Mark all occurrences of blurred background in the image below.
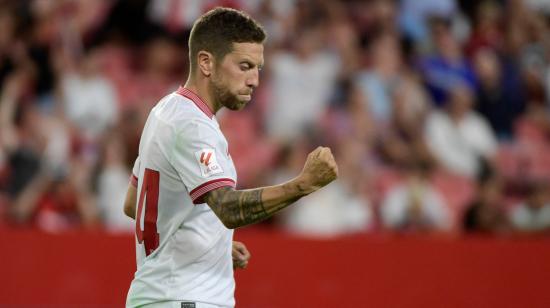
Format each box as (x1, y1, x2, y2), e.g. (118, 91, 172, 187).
(1, 0, 550, 307)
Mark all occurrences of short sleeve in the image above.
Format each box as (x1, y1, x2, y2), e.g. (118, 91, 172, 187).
(129, 156, 140, 188)
(171, 119, 236, 204)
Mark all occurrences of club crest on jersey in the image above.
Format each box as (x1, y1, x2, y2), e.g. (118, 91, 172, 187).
(195, 149, 223, 177)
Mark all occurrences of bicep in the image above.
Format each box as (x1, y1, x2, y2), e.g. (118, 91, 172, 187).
(203, 186, 267, 229)
(202, 186, 237, 227)
(203, 186, 237, 212)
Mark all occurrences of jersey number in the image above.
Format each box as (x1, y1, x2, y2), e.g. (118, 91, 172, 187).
(136, 168, 160, 256)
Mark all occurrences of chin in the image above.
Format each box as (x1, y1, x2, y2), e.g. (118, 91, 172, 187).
(224, 99, 248, 111)
(229, 103, 247, 111)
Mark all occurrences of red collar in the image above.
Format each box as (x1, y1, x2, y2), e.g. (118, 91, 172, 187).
(176, 86, 214, 119)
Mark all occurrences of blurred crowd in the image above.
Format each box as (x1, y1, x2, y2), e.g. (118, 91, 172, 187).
(1, 0, 550, 237)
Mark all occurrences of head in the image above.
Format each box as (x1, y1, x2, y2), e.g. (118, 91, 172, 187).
(188, 7, 266, 110)
(446, 85, 474, 119)
(430, 17, 461, 60)
(473, 48, 501, 87)
(475, 0, 501, 30)
(368, 31, 401, 75)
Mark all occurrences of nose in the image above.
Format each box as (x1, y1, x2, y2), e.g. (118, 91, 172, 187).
(246, 68, 260, 88)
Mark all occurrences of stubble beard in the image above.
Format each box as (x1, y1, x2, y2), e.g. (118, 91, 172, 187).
(210, 77, 246, 111)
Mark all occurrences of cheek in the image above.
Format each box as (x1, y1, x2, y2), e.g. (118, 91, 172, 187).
(217, 70, 240, 90)
(224, 66, 247, 86)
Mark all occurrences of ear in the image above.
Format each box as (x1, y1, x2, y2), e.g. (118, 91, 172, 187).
(197, 51, 214, 77)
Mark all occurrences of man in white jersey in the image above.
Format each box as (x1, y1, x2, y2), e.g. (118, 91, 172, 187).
(123, 7, 338, 308)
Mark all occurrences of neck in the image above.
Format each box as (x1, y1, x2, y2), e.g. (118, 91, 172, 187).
(184, 76, 221, 114)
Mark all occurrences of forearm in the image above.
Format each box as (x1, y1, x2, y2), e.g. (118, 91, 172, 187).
(204, 177, 313, 229)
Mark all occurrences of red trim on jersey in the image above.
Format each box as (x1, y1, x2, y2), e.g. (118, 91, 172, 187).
(175, 86, 214, 119)
(130, 174, 138, 188)
(190, 178, 236, 204)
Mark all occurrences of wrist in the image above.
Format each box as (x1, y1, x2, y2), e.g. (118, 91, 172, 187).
(291, 175, 315, 196)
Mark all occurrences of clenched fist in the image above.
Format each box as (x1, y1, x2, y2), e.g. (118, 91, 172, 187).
(299, 146, 339, 194)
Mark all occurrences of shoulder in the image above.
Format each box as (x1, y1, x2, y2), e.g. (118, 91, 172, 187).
(153, 92, 216, 132)
(465, 111, 488, 124)
(463, 112, 493, 133)
(426, 110, 449, 127)
(510, 203, 529, 219)
(540, 204, 550, 216)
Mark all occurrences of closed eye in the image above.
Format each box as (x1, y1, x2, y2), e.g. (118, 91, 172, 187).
(239, 62, 252, 71)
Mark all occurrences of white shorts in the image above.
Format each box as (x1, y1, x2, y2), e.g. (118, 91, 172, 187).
(141, 301, 226, 308)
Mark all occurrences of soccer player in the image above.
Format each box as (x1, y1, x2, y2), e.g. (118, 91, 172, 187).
(123, 7, 338, 308)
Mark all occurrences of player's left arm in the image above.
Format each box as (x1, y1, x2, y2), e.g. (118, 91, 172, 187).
(124, 183, 137, 219)
(203, 147, 338, 229)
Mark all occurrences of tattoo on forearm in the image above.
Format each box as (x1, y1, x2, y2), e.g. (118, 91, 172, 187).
(205, 187, 270, 228)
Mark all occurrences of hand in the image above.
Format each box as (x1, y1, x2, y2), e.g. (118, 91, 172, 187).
(299, 146, 339, 193)
(232, 241, 251, 270)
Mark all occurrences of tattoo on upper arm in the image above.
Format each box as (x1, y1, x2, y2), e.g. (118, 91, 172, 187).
(204, 187, 269, 228)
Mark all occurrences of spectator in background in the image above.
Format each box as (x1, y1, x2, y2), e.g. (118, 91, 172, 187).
(246, 0, 294, 49)
(0, 71, 39, 195)
(515, 13, 550, 141)
(509, 180, 550, 233)
(266, 22, 339, 142)
(349, 0, 398, 41)
(521, 11, 548, 86)
(325, 0, 361, 77)
(463, 164, 509, 233)
(131, 37, 184, 107)
(418, 17, 476, 106)
(60, 49, 118, 143)
(277, 139, 373, 237)
(147, 0, 208, 34)
(378, 71, 435, 167)
(474, 48, 526, 140)
(464, 0, 503, 57)
(0, 3, 19, 88)
(380, 160, 450, 232)
(1, 0, 550, 236)
(322, 79, 378, 155)
(399, 0, 458, 43)
(24, 1, 57, 101)
(11, 163, 98, 232)
(354, 31, 402, 125)
(95, 132, 133, 233)
(0, 69, 97, 231)
(425, 85, 497, 178)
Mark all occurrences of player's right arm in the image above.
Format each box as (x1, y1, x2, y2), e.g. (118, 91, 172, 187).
(123, 158, 140, 219)
(203, 147, 338, 229)
(124, 184, 137, 219)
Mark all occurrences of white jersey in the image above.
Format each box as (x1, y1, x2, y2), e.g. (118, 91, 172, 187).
(126, 87, 237, 308)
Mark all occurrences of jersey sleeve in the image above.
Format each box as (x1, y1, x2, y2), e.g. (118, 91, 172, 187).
(171, 119, 236, 204)
(129, 156, 140, 188)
